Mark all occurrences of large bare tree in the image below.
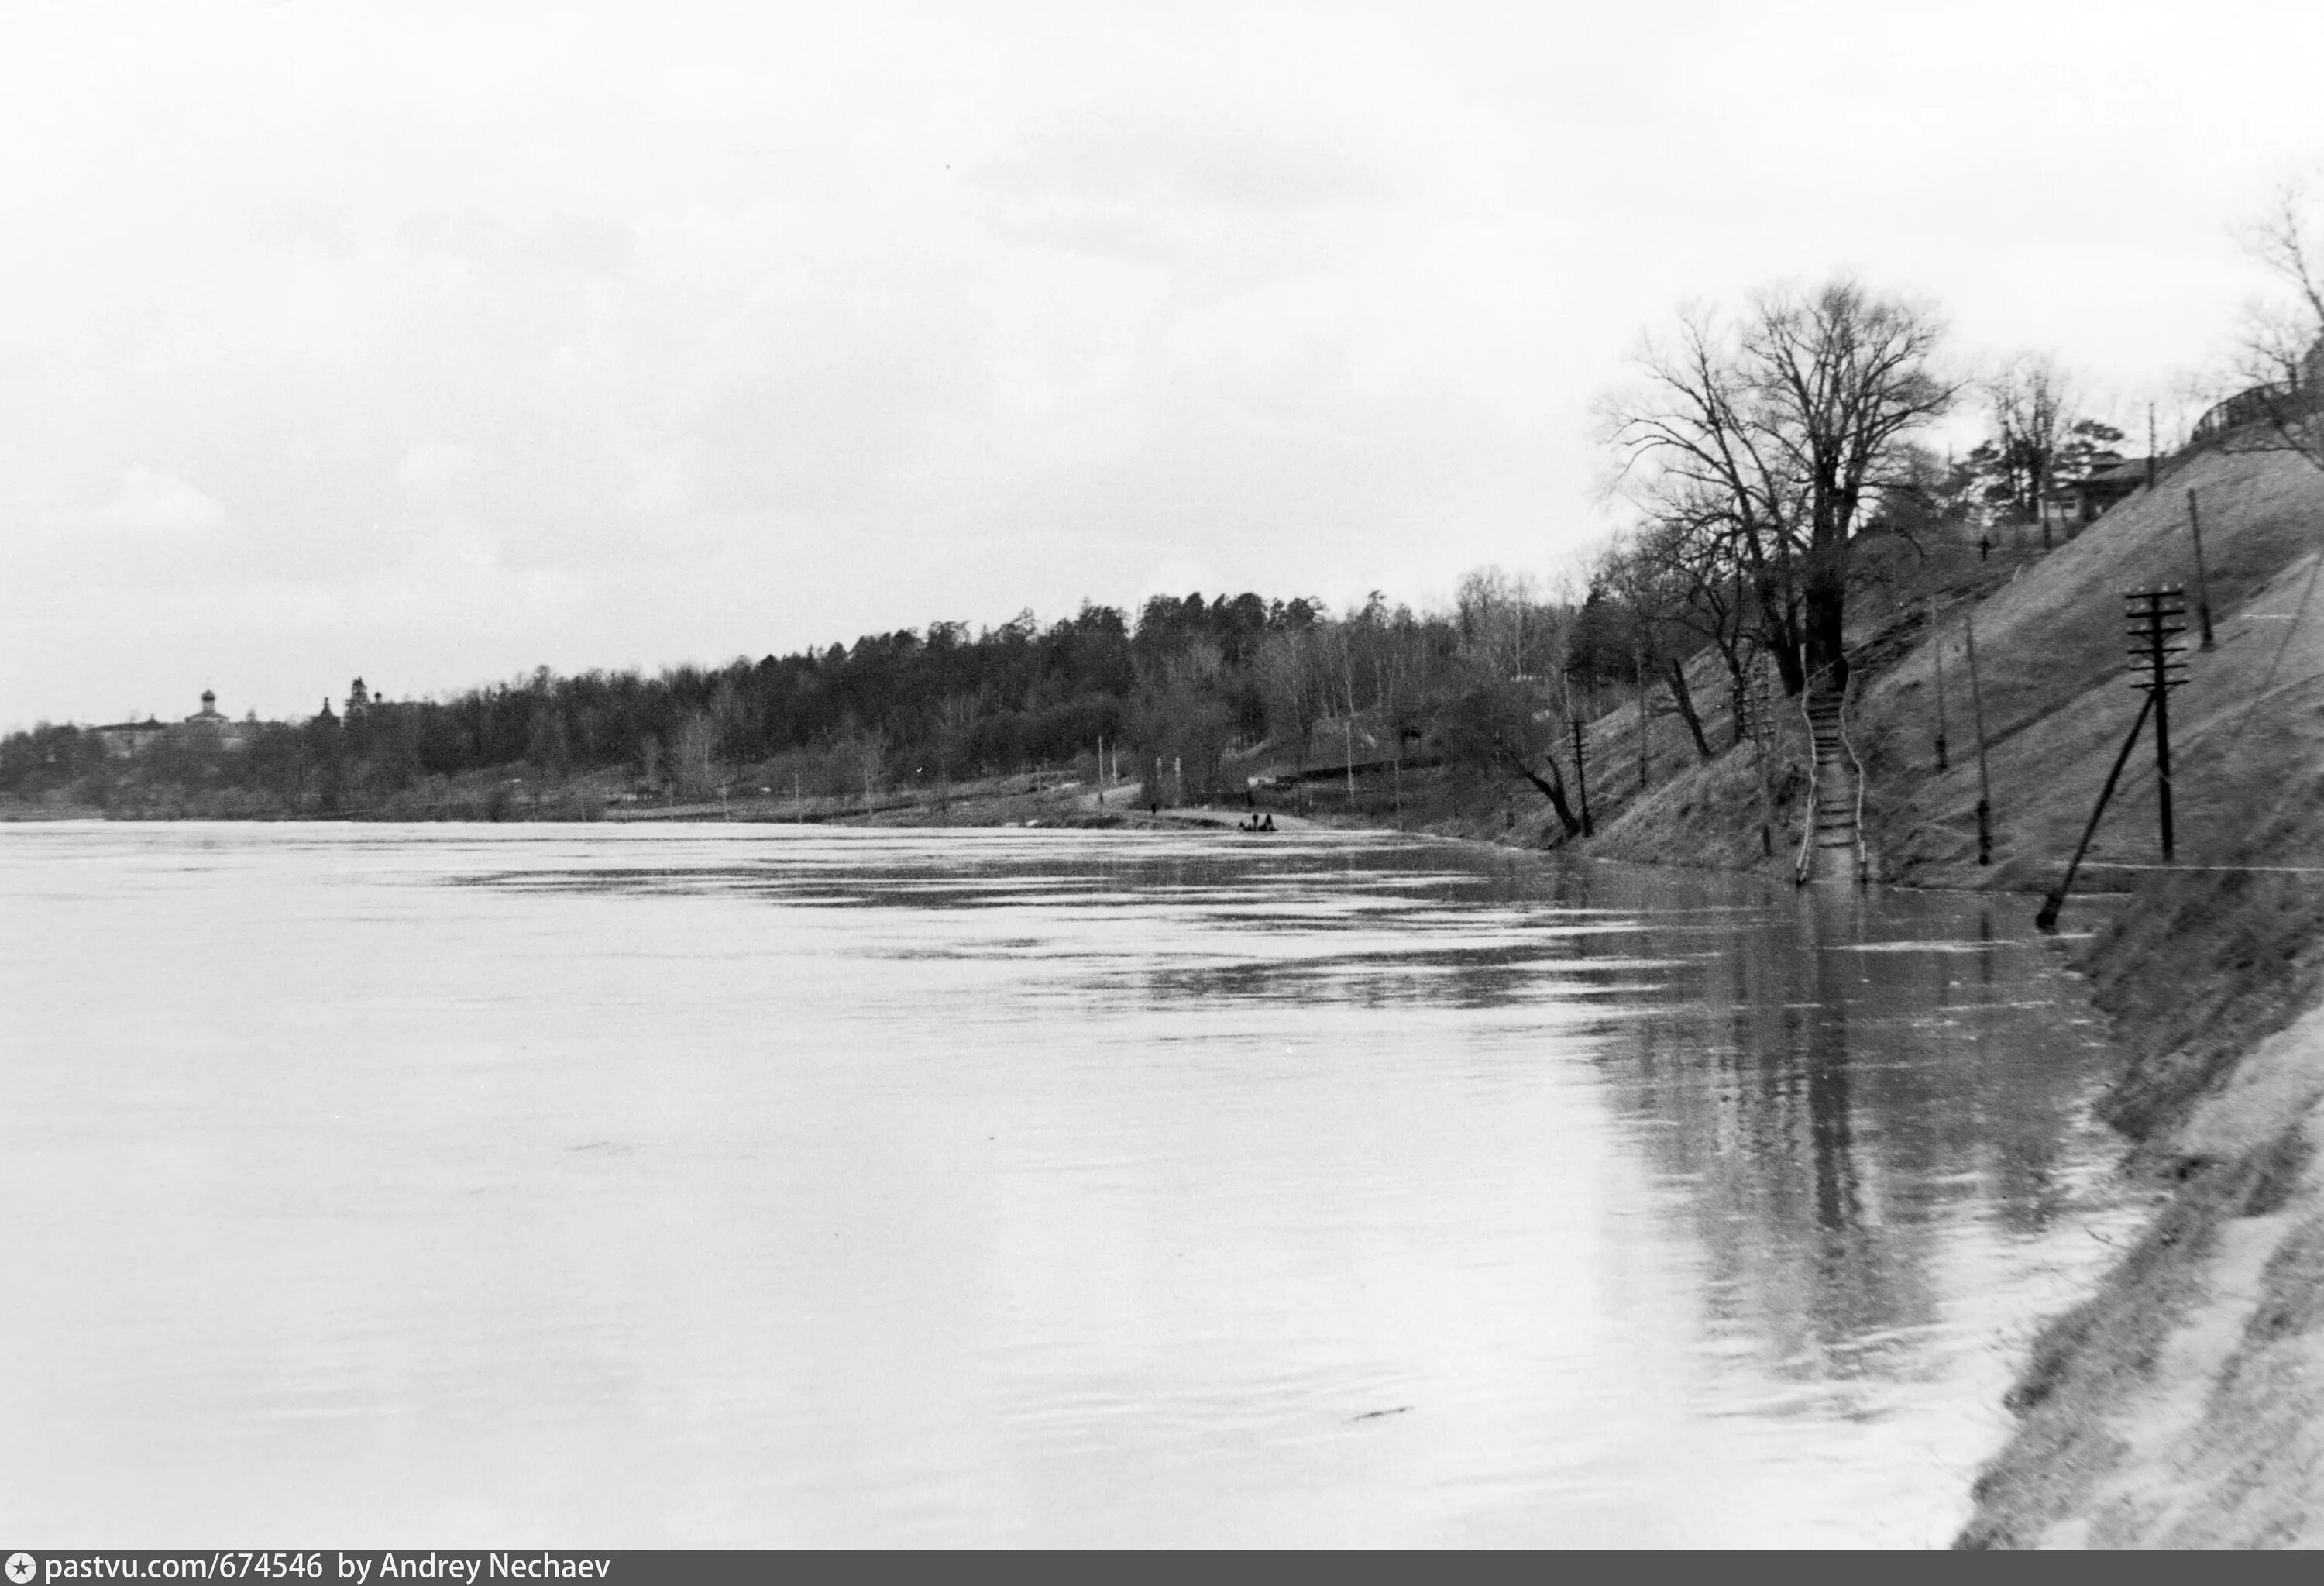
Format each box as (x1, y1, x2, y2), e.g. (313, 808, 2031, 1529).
(1607, 279, 1954, 696)
(1748, 281, 1956, 691)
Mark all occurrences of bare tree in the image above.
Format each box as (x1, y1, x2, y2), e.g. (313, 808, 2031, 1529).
(672, 710, 717, 801)
(1748, 280, 1956, 692)
(1618, 506, 1757, 746)
(1254, 628, 1324, 770)
(708, 674, 752, 763)
(1453, 566, 1571, 681)
(821, 728, 885, 810)
(1604, 304, 1810, 693)
(1593, 534, 1716, 762)
(1439, 679, 1584, 839)
(1983, 353, 2074, 543)
(1606, 282, 1957, 700)
(2233, 182, 2324, 471)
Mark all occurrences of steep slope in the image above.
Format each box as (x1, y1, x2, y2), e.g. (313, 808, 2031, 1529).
(1853, 446, 2324, 895)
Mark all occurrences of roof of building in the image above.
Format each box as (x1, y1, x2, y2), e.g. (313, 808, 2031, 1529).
(2078, 457, 2154, 487)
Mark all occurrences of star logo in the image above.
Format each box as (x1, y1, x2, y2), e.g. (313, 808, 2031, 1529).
(5, 1553, 35, 1585)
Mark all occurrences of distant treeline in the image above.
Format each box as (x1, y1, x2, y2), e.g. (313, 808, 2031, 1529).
(4, 580, 1653, 818)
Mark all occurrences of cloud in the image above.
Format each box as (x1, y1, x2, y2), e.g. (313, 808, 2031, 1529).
(357, 528, 590, 629)
(397, 441, 480, 501)
(92, 465, 228, 537)
(977, 109, 1399, 269)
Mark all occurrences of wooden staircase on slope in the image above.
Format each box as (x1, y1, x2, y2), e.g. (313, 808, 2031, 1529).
(1797, 688, 1867, 886)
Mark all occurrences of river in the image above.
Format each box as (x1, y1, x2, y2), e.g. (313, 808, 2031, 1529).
(0, 823, 2141, 1546)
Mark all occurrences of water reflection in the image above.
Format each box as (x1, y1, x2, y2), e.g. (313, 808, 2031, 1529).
(0, 824, 2134, 1546)
(480, 829, 2126, 1462)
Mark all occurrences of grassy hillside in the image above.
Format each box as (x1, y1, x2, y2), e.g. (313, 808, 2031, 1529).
(1857, 446, 2324, 892)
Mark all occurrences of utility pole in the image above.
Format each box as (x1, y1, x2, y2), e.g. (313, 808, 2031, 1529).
(2126, 588, 2191, 861)
(2185, 490, 2216, 650)
(2147, 403, 2159, 492)
(1930, 598, 1949, 772)
(2037, 587, 2195, 931)
(1572, 718, 1592, 838)
(1964, 612, 1992, 865)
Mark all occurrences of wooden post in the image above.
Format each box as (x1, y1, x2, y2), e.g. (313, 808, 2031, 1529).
(2154, 657, 2175, 862)
(1752, 656, 1774, 859)
(1930, 598, 1949, 772)
(1572, 718, 1592, 837)
(2147, 404, 2158, 491)
(2186, 489, 2216, 650)
(1965, 612, 1992, 865)
(1634, 643, 1648, 793)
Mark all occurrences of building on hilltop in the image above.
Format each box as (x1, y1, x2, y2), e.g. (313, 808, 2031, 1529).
(180, 688, 253, 751)
(339, 677, 405, 724)
(90, 689, 253, 755)
(91, 716, 170, 758)
(2063, 452, 2157, 527)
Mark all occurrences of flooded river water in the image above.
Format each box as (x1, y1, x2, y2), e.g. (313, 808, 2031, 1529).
(0, 824, 2141, 1546)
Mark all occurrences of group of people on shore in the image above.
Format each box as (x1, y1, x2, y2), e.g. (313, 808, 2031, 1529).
(1237, 813, 1277, 834)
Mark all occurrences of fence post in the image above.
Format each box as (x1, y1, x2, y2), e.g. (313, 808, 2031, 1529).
(1930, 598, 1949, 772)
(1965, 612, 1992, 865)
(2186, 490, 2216, 650)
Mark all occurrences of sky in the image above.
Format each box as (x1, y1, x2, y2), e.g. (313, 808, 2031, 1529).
(5, 0, 2322, 729)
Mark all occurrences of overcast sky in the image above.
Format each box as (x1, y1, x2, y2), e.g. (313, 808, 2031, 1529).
(5, 1, 2321, 728)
